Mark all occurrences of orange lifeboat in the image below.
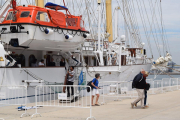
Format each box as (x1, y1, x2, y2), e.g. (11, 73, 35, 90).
(0, 2, 89, 51)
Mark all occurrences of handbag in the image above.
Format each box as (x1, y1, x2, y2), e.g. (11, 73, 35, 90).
(145, 83, 150, 90)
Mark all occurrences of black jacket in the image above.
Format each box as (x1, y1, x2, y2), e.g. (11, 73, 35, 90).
(60, 61, 65, 66)
(136, 77, 146, 89)
(132, 72, 146, 89)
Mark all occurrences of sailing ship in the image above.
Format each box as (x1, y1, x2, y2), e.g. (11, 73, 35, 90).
(0, 0, 172, 102)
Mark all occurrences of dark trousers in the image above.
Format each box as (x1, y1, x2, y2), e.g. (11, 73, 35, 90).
(144, 90, 147, 105)
(67, 81, 74, 96)
(137, 90, 147, 105)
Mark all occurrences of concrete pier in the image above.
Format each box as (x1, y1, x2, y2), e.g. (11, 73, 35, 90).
(0, 90, 180, 120)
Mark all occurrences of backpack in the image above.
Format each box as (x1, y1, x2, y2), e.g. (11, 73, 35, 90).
(87, 79, 97, 92)
(132, 73, 143, 88)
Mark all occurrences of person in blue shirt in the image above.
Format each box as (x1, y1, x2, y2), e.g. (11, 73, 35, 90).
(91, 73, 100, 106)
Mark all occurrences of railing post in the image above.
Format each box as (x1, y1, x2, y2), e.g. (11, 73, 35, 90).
(177, 78, 178, 90)
(152, 81, 155, 94)
(179, 78, 180, 90)
(31, 86, 41, 118)
(116, 82, 118, 100)
(161, 79, 164, 93)
(20, 86, 30, 118)
(169, 79, 172, 91)
(90, 86, 92, 118)
(103, 82, 105, 104)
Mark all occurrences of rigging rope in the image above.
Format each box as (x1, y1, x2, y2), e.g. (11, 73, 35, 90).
(134, 0, 153, 57)
(141, 0, 161, 56)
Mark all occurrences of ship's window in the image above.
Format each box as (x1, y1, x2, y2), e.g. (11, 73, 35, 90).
(66, 18, 77, 27)
(6, 11, 13, 20)
(36, 11, 50, 22)
(20, 11, 30, 18)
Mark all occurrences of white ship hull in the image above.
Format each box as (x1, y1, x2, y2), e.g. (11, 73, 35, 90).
(86, 64, 152, 82)
(0, 63, 151, 103)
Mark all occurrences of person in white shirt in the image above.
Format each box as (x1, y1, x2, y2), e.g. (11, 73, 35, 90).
(38, 59, 45, 67)
(66, 66, 75, 97)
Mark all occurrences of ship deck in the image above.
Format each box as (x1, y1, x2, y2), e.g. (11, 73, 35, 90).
(0, 90, 180, 120)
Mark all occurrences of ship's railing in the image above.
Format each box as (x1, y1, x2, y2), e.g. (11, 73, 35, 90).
(0, 85, 30, 118)
(31, 85, 95, 120)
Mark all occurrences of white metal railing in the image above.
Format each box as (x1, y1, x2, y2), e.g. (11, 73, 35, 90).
(170, 78, 179, 91)
(146, 79, 155, 94)
(178, 78, 180, 90)
(0, 85, 30, 118)
(99, 78, 180, 104)
(99, 81, 137, 104)
(31, 85, 96, 120)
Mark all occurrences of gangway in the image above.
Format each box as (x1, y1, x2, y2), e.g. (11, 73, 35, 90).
(0, 0, 13, 23)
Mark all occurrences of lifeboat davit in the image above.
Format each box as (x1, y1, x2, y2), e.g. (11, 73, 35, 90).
(0, 2, 89, 51)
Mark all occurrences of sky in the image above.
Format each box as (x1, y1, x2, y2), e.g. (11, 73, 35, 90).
(0, 0, 180, 64)
(111, 0, 180, 65)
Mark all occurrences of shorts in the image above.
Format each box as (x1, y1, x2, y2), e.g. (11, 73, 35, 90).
(91, 89, 99, 96)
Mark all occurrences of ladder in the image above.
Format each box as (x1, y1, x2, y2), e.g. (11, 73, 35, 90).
(0, 0, 12, 22)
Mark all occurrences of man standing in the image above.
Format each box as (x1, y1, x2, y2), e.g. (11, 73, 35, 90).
(67, 66, 75, 97)
(60, 58, 65, 66)
(48, 58, 55, 66)
(131, 69, 146, 109)
(91, 73, 100, 106)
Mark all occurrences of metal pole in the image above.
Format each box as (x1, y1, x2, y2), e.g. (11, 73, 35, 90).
(36, 87, 37, 114)
(103, 82, 105, 104)
(169, 78, 172, 91)
(161, 79, 163, 93)
(106, 0, 113, 43)
(152, 81, 155, 94)
(90, 87, 92, 118)
(119, 46, 122, 71)
(98, 1, 101, 52)
(114, 7, 118, 40)
(116, 82, 118, 100)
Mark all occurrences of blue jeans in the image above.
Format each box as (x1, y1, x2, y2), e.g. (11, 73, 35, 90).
(137, 90, 147, 105)
(144, 90, 147, 105)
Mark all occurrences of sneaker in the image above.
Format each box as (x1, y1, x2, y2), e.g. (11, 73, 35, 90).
(131, 103, 134, 108)
(145, 105, 149, 108)
(141, 106, 146, 109)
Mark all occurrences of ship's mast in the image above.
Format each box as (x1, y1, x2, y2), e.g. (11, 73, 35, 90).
(35, 0, 44, 8)
(35, 0, 44, 21)
(106, 0, 113, 43)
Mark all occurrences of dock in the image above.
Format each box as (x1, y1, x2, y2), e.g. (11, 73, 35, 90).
(0, 90, 180, 120)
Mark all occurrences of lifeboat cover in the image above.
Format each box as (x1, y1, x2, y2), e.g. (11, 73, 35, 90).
(45, 2, 68, 10)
